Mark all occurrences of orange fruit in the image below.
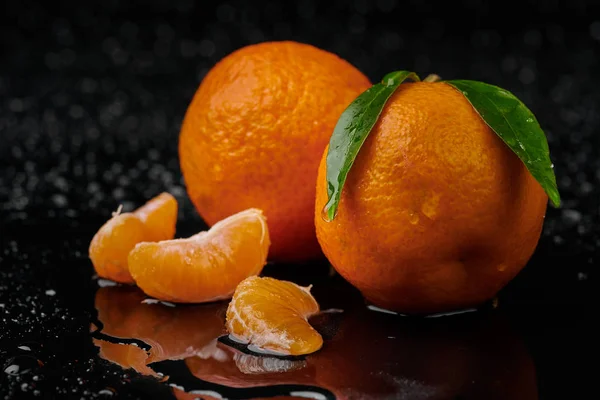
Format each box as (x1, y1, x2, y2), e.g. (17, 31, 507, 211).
(179, 41, 371, 262)
(226, 276, 322, 355)
(315, 82, 548, 314)
(89, 192, 177, 283)
(129, 208, 269, 303)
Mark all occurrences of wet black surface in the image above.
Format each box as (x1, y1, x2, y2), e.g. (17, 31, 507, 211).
(0, 0, 598, 399)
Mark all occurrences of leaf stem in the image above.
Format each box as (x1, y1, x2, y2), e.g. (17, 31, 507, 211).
(423, 74, 441, 83)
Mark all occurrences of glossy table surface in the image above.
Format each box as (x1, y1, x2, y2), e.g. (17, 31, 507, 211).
(0, 1, 597, 399)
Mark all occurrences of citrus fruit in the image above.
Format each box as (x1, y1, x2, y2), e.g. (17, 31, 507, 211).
(89, 192, 177, 283)
(128, 208, 269, 303)
(133, 192, 178, 241)
(226, 276, 322, 355)
(315, 82, 548, 314)
(179, 41, 371, 262)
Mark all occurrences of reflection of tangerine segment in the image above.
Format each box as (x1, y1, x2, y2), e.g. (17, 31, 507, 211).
(129, 208, 270, 303)
(94, 286, 226, 366)
(94, 286, 146, 338)
(89, 192, 178, 283)
(185, 342, 314, 389)
(93, 339, 156, 377)
(310, 309, 537, 400)
(226, 276, 322, 356)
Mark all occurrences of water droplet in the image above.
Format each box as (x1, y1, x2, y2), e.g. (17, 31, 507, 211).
(526, 117, 534, 123)
(421, 193, 440, 219)
(462, 91, 468, 96)
(289, 392, 329, 400)
(4, 364, 20, 375)
(367, 305, 398, 315)
(425, 308, 477, 318)
(407, 212, 419, 225)
(551, 163, 554, 169)
(320, 207, 333, 222)
(97, 279, 117, 288)
(45, 289, 56, 296)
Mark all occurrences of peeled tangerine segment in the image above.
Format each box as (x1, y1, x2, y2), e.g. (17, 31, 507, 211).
(88, 192, 178, 284)
(128, 208, 270, 303)
(226, 276, 323, 356)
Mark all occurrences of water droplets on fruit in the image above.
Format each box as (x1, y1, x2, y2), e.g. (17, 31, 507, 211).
(407, 211, 419, 225)
(321, 206, 334, 223)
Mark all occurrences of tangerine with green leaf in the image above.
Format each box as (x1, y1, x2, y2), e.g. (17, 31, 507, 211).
(315, 72, 557, 314)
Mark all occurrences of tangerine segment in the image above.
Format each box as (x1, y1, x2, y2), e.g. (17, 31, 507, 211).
(128, 208, 270, 303)
(133, 192, 178, 242)
(89, 193, 178, 283)
(226, 276, 323, 356)
(89, 213, 147, 284)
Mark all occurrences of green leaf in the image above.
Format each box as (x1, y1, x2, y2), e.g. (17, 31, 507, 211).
(446, 80, 560, 207)
(323, 71, 420, 221)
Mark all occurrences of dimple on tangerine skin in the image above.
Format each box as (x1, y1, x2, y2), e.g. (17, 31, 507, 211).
(315, 82, 548, 315)
(178, 41, 371, 262)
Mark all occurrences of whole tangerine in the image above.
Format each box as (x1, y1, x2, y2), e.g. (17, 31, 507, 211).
(179, 41, 371, 262)
(315, 81, 548, 314)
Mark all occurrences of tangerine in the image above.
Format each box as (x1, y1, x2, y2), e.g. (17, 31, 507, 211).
(89, 192, 177, 283)
(315, 82, 547, 314)
(128, 208, 269, 303)
(226, 276, 322, 356)
(179, 41, 371, 262)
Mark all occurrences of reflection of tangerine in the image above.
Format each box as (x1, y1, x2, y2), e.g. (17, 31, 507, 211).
(226, 276, 322, 356)
(315, 82, 547, 314)
(184, 343, 314, 389)
(179, 41, 371, 262)
(93, 339, 156, 377)
(311, 309, 537, 400)
(129, 208, 269, 303)
(89, 192, 177, 283)
(184, 305, 536, 399)
(93, 286, 226, 374)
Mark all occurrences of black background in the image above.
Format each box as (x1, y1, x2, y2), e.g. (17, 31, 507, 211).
(0, 0, 598, 399)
